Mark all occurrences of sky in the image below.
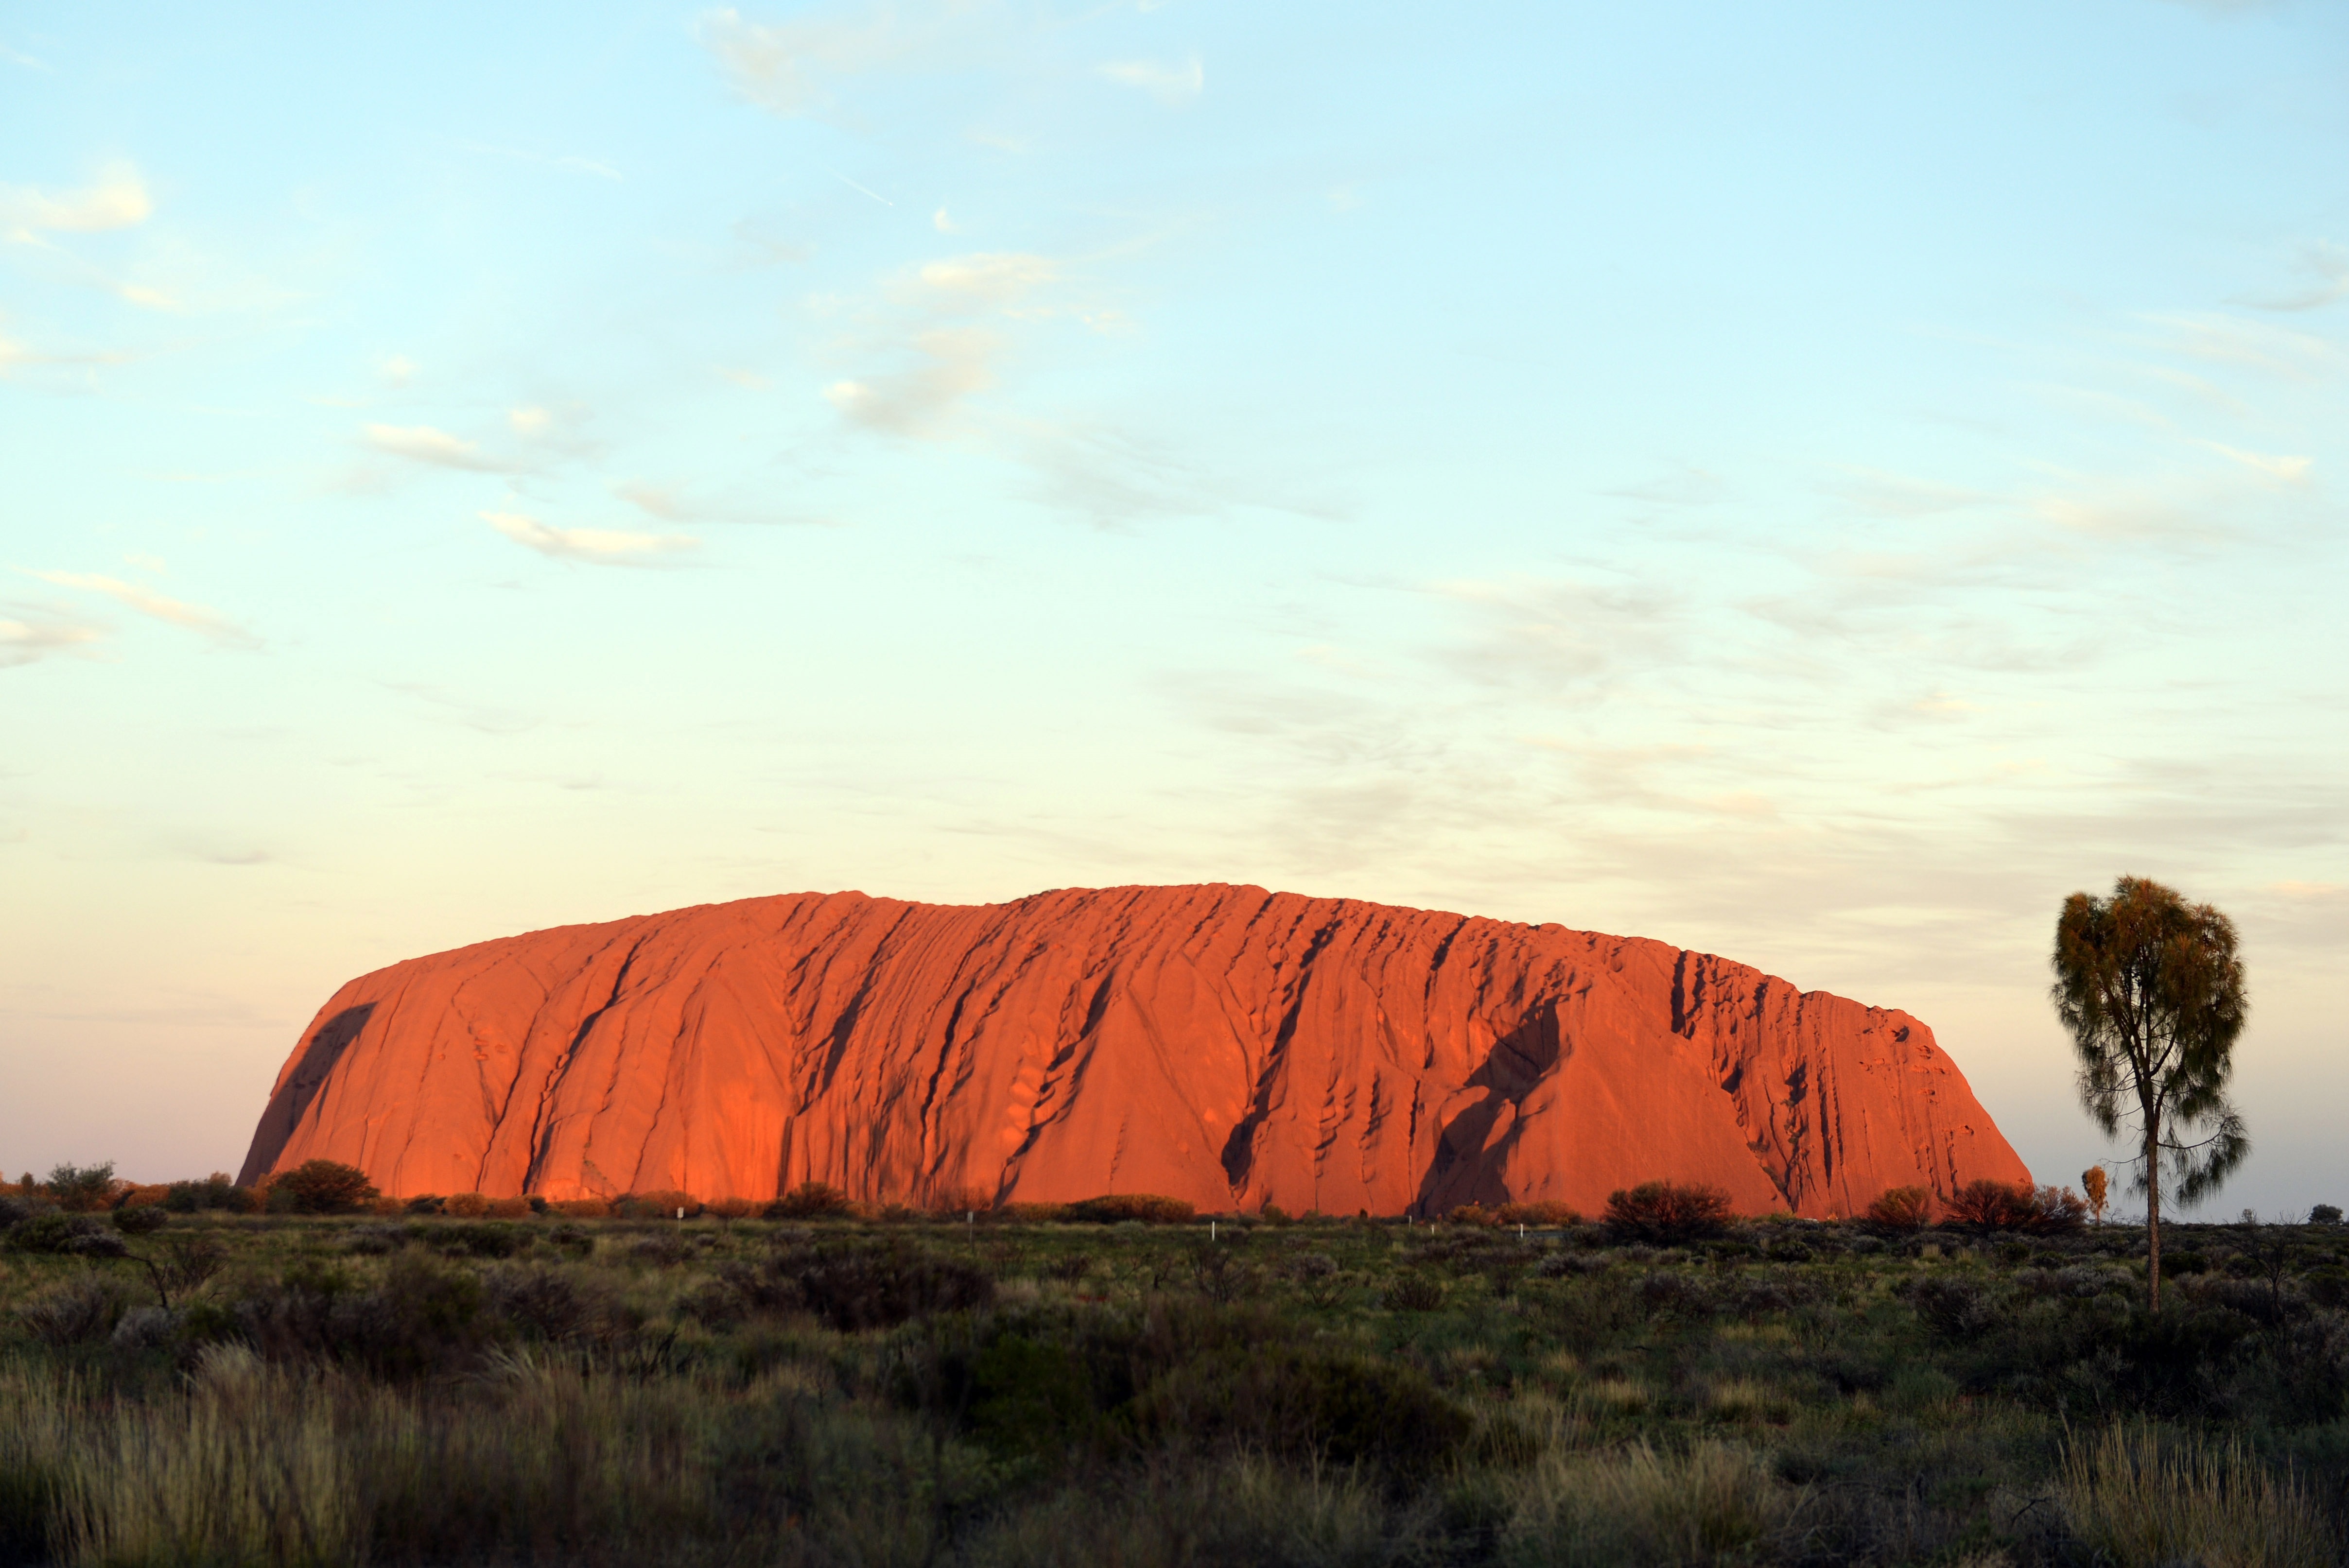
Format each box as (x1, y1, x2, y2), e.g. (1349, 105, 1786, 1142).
(3, 0, 2344, 1217)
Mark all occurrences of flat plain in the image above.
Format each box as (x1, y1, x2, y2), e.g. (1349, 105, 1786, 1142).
(3, 1204, 2346, 1567)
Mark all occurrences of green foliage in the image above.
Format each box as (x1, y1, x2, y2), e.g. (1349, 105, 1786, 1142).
(2054, 876, 2250, 1313)
(40, 1161, 116, 1212)
(274, 1158, 379, 1214)
(162, 1172, 252, 1212)
(1130, 1342, 1470, 1475)
(111, 1204, 168, 1236)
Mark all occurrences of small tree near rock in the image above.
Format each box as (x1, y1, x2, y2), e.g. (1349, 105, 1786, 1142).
(2082, 1166, 2109, 1225)
(2053, 876, 2250, 1313)
(1864, 1186, 1934, 1234)
(1603, 1181, 1733, 1243)
(273, 1159, 379, 1214)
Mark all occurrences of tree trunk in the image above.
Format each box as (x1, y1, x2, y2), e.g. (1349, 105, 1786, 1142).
(2145, 1118, 2162, 1315)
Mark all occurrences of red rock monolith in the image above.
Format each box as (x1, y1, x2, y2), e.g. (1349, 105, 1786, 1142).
(239, 884, 2029, 1215)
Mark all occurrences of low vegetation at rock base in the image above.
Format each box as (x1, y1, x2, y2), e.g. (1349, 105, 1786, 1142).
(3, 1173, 2348, 1567)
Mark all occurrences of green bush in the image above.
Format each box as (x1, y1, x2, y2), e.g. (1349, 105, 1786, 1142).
(112, 1205, 169, 1237)
(779, 1241, 994, 1331)
(161, 1172, 251, 1212)
(40, 1161, 117, 1213)
(272, 1159, 379, 1215)
(1130, 1343, 1470, 1475)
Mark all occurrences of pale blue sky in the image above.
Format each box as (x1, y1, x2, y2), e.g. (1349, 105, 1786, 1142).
(4, 1, 2345, 1214)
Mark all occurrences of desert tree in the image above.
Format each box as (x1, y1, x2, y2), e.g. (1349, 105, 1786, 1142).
(2081, 1166, 2108, 1226)
(2052, 876, 2249, 1312)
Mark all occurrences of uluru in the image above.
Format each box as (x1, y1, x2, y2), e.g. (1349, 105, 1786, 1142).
(239, 884, 2030, 1217)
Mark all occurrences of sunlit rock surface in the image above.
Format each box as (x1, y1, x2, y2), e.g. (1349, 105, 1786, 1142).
(240, 884, 2029, 1215)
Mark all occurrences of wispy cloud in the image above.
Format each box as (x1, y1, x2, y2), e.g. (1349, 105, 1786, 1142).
(23, 570, 258, 649)
(452, 140, 624, 181)
(0, 605, 103, 667)
(0, 162, 151, 234)
(1099, 56, 1203, 105)
(2140, 312, 2341, 380)
(364, 424, 515, 472)
(825, 327, 1000, 434)
(698, 2, 1000, 120)
(2242, 241, 2349, 312)
(482, 511, 698, 564)
(1825, 466, 1988, 517)
(2194, 439, 2311, 482)
(820, 249, 1095, 437)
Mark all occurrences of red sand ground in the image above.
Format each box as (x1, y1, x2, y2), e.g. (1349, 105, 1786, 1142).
(240, 884, 2029, 1216)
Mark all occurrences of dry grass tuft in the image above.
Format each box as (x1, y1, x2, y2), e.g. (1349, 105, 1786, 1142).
(2061, 1424, 2330, 1568)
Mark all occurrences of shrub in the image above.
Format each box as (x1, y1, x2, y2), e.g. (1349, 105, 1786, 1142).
(1863, 1185, 1934, 1233)
(236, 1251, 491, 1378)
(15, 1275, 132, 1346)
(1899, 1276, 1995, 1339)
(708, 1196, 757, 1220)
(766, 1182, 851, 1219)
(274, 1159, 378, 1215)
(42, 1161, 118, 1212)
(1446, 1204, 1496, 1227)
(548, 1198, 609, 1218)
(345, 1223, 407, 1256)
(112, 1205, 169, 1237)
(771, 1240, 994, 1331)
(1494, 1201, 1582, 1227)
(1381, 1274, 1446, 1312)
(617, 1190, 702, 1220)
(160, 1173, 250, 1213)
(1603, 1182, 1733, 1243)
(5, 1212, 107, 1255)
(483, 1265, 602, 1343)
(2310, 1203, 2343, 1225)
(484, 1197, 532, 1219)
(433, 1223, 528, 1259)
(1061, 1194, 1195, 1224)
(1944, 1179, 2088, 1234)
(1129, 1344, 1470, 1476)
(444, 1192, 491, 1218)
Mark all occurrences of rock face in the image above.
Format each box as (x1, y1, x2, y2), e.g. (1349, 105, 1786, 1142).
(240, 884, 2029, 1216)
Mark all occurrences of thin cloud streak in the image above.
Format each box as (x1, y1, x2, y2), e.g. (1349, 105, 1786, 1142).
(0, 162, 152, 233)
(1099, 56, 1203, 105)
(364, 424, 516, 473)
(22, 571, 259, 649)
(482, 510, 698, 564)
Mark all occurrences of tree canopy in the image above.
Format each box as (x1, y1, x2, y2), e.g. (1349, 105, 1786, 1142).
(2052, 875, 2248, 1310)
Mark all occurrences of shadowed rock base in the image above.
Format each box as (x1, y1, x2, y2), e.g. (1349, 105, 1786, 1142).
(239, 884, 2029, 1215)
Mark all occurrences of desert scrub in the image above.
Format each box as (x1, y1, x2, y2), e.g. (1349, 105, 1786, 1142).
(6, 1211, 2349, 1565)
